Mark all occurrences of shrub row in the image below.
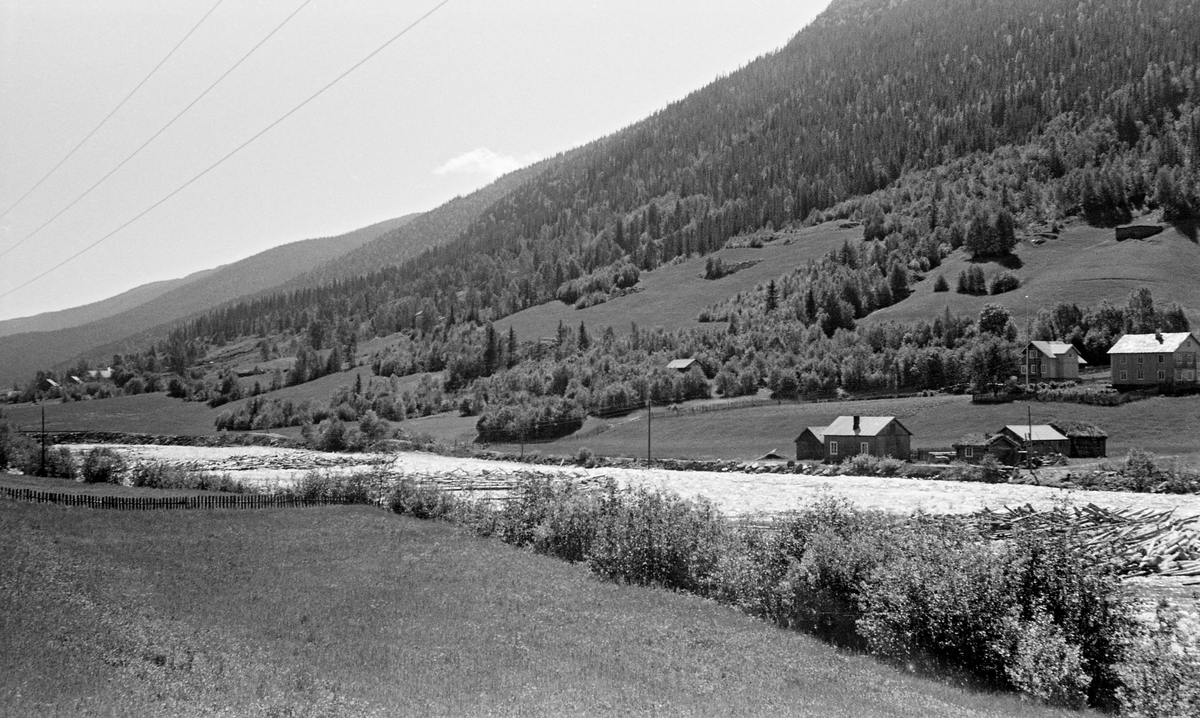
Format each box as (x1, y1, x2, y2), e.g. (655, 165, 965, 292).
(1068, 449, 1200, 494)
(386, 478, 1199, 711)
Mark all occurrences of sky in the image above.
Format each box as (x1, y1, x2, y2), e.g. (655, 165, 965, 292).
(0, 0, 831, 322)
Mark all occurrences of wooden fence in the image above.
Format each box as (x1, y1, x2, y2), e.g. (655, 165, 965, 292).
(1, 486, 359, 511)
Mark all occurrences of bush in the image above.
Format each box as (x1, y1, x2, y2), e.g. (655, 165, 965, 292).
(1001, 608, 1092, 708)
(15, 444, 75, 479)
(575, 446, 595, 467)
(386, 478, 461, 520)
(126, 461, 251, 493)
(858, 517, 1132, 706)
(587, 485, 726, 594)
(314, 417, 347, 452)
(0, 420, 37, 471)
(1116, 602, 1200, 717)
(840, 453, 906, 477)
(80, 447, 126, 484)
(287, 470, 372, 503)
(990, 271, 1020, 295)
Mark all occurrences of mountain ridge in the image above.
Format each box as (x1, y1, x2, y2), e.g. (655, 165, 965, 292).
(0, 214, 415, 387)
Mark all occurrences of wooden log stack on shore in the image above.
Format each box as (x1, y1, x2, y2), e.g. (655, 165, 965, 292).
(971, 503, 1200, 578)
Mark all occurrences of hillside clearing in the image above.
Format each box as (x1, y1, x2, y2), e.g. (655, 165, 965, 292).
(871, 220, 1200, 328)
(496, 223, 857, 340)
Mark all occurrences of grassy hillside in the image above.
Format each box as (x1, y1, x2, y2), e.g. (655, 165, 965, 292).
(0, 500, 1077, 717)
(496, 218, 1200, 342)
(871, 220, 1200, 328)
(0, 215, 414, 388)
(497, 223, 855, 340)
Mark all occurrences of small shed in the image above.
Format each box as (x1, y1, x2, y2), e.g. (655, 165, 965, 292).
(823, 415, 912, 462)
(666, 358, 697, 372)
(998, 425, 1070, 458)
(952, 433, 1021, 465)
(794, 427, 827, 461)
(1052, 422, 1108, 458)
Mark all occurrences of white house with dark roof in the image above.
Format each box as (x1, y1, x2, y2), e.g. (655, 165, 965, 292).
(1107, 332, 1200, 388)
(1023, 341, 1085, 381)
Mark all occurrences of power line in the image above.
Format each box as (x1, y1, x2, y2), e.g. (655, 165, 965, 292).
(0, 0, 454, 303)
(0, 0, 312, 261)
(0, 0, 226, 224)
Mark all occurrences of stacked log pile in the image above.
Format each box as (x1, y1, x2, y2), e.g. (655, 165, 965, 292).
(971, 503, 1200, 578)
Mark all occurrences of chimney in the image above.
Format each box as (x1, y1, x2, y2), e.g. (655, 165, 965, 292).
(1155, 328, 1163, 343)
(853, 415, 860, 433)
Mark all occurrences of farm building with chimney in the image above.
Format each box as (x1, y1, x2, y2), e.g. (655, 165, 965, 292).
(821, 416, 912, 462)
(1107, 331, 1199, 389)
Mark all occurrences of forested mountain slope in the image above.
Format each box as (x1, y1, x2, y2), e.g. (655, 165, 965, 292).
(152, 0, 1200, 352)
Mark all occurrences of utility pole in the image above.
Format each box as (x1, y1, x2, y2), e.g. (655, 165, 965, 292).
(39, 378, 59, 476)
(646, 395, 652, 463)
(1026, 404, 1033, 472)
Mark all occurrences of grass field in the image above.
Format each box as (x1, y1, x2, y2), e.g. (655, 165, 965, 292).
(1, 499, 1087, 717)
(527, 393, 1200, 462)
(2, 392, 216, 436)
(870, 220, 1200, 327)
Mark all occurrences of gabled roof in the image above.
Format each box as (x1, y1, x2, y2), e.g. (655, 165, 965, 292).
(1052, 422, 1108, 438)
(1107, 332, 1198, 354)
(1028, 341, 1076, 358)
(1003, 425, 1068, 442)
(824, 416, 911, 437)
(666, 358, 696, 370)
(795, 426, 826, 442)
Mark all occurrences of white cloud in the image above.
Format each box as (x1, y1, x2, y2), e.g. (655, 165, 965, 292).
(433, 148, 540, 178)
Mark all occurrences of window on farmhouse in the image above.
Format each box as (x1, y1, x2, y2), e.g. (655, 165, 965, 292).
(1120, 356, 1127, 365)
(1157, 370, 1165, 380)
(830, 441, 838, 456)
(965, 447, 974, 458)
(1159, 354, 1165, 363)
(861, 442, 870, 454)
(1138, 356, 1145, 364)
(1138, 370, 1144, 380)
